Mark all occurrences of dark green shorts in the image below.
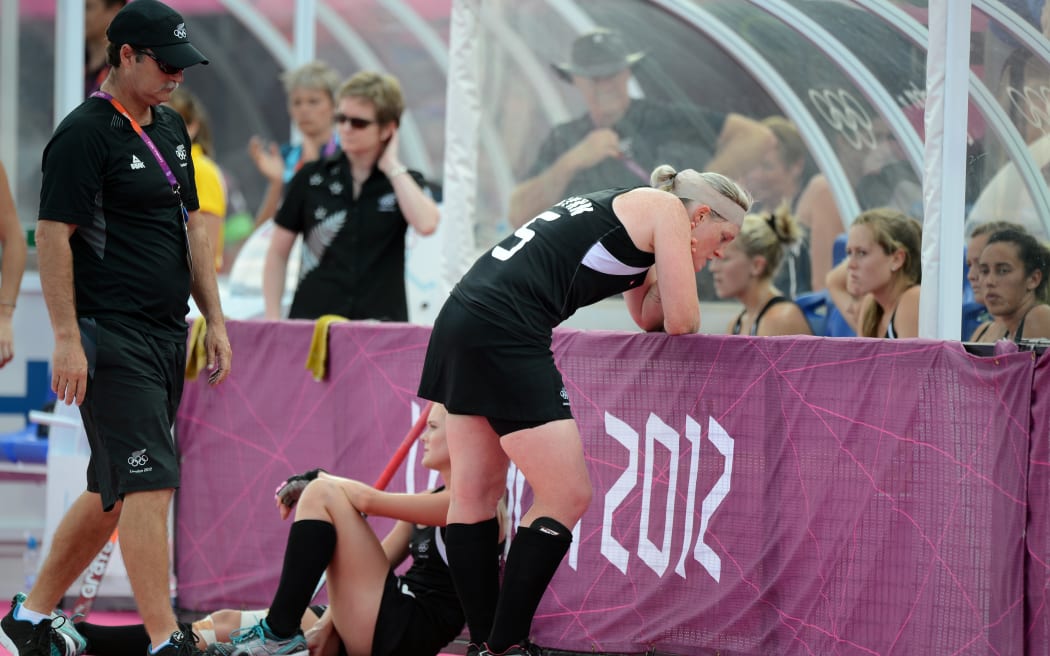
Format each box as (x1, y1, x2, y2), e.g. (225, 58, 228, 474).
(78, 318, 186, 511)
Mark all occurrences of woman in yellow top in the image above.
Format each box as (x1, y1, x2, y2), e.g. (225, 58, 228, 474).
(169, 88, 227, 271)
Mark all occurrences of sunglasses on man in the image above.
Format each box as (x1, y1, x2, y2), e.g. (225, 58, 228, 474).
(135, 48, 183, 76)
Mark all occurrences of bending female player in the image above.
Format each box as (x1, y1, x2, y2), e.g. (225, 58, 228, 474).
(417, 165, 751, 656)
(77, 403, 505, 656)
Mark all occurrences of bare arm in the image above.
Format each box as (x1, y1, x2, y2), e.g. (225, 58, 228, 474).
(249, 137, 286, 228)
(0, 164, 25, 367)
(378, 131, 439, 235)
(825, 259, 862, 334)
(36, 219, 86, 405)
(187, 209, 231, 385)
(705, 113, 775, 180)
(379, 519, 415, 569)
(624, 268, 666, 332)
(619, 189, 699, 334)
(795, 174, 844, 292)
(507, 128, 621, 228)
(262, 225, 298, 320)
(320, 475, 451, 528)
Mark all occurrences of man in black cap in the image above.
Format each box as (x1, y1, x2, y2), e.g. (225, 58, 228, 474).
(508, 28, 773, 228)
(0, 2, 229, 655)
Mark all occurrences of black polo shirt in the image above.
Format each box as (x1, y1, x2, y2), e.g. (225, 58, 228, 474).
(276, 151, 422, 321)
(39, 98, 198, 342)
(529, 98, 726, 197)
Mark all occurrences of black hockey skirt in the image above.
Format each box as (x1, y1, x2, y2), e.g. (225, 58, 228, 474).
(418, 295, 573, 425)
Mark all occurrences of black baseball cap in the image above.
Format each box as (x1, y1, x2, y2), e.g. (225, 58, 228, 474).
(107, 0, 208, 69)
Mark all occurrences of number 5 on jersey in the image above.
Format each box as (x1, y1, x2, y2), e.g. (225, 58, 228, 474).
(492, 210, 561, 261)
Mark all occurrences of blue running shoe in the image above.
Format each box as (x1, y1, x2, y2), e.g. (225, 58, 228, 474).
(204, 619, 306, 656)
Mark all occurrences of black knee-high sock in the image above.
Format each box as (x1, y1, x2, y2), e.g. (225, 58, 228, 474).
(265, 519, 337, 637)
(487, 518, 572, 652)
(445, 518, 501, 645)
(76, 621, 150, 656)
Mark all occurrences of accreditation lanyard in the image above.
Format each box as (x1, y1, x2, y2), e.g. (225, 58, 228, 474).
(91, 91, 194, 273)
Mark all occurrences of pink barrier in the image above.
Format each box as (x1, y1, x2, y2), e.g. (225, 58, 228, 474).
(176, 320, 1039, 654)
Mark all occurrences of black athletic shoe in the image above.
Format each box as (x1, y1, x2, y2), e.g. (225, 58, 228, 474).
(465, 643, 483, 656)
(0, 594, 81, 656)
(151, 629, 206, 656)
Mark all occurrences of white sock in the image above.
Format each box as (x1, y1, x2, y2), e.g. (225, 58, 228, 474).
(149, 638, 172, 654)
(13, 603, 49, 625)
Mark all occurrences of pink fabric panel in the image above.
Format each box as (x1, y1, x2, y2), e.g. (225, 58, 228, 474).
(176, 322, 1035, 654)
(1028, 350, 1050, 656)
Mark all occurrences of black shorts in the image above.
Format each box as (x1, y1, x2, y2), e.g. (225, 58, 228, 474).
(78, 318, 186, 511)
(417, 295, 572, 425)
(370, 572, 463, 656)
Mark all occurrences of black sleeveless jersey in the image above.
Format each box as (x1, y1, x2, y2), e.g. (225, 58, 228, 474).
(452, 188, 655, 341)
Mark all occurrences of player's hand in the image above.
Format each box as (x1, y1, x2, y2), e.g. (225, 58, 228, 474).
(275, 468, 326, 518)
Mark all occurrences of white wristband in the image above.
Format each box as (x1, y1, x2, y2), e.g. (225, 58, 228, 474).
(386, 165, 409, 178)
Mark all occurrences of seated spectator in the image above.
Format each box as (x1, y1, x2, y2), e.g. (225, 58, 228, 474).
(710, 203, 813, 336)
(250, 60, 341, 228)
(966, 220, 1026, 311)
(744, 116, 812, 297)
(0, 161, 25, 368)
(825, 208, 922, 338)
(262, 71, 439, 321)
(168, 87, 227, 271)
(507, 27, 772, 228)
(969, 228, 1050, 342)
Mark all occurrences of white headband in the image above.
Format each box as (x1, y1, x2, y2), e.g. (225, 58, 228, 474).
(676, 174, 746, 227)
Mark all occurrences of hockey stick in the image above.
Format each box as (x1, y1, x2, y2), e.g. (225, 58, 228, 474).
(70, 529, 120, 618)
(310, 401, 434, 599)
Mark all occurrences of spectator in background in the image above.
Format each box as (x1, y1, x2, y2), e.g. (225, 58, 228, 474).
(168, 88, 227, 272)
(250, 61, 341, 228)
(0, 162, 26, 368)
(84, 0, 127, 96)
(710, 203, 813, 336)
(969, 228, 1050, 342)
(744, 116, 812, 297)
(966, 220, 1027, 312)
(507, 28, 772, 227)
(263, 71, 439, 321)
(825, 208, 922, 338)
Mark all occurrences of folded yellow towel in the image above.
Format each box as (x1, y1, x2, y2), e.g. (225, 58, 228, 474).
(306, 315, 349, 381)
(185, 316, 208, 380)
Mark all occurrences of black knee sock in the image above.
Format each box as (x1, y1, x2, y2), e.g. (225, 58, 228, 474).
(265, 519, 337, 638)
(445, 518, 501, 645)
(487, 517, 572, 652)
(76, 621, 150, 656)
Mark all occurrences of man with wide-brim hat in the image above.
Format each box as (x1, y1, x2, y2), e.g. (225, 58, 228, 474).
(0, 2, 230, 656)
(508, 27, 773, 229)
(550, 28, 645, 82)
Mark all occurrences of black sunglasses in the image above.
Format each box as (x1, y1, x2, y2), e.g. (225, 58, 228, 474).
(135, 48, 182, 75)
(334, 113, 375, 129)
